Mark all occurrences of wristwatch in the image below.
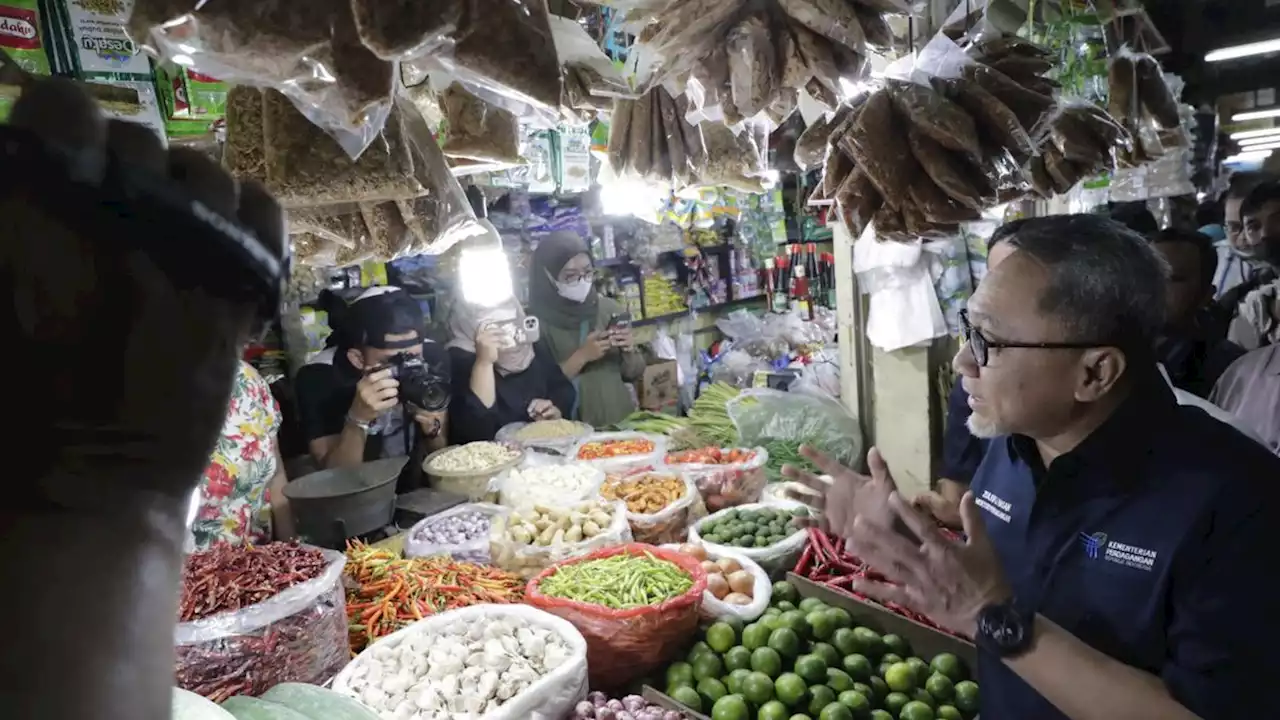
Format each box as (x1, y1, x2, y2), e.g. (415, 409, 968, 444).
(346, 413, 373, 434)
(976, 599, 1035, 658)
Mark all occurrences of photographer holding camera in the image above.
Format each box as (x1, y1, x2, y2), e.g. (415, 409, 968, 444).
(296, 287, 450, 491)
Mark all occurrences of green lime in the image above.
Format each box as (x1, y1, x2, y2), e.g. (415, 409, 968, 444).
(868, 676, 888, 702)
(693, 653, 725, 681)
(807, 685, 836, 716)
(775, 600, 798, 613)
(724, 646, 753, 672)
(850, 682, 876, 705)
(953, 681, 979, 715)
(906, 657, 931, 686)
(751, 647, 783, 677)
(707, 622, 738, 653)
(780, 610, 810, 637)
(810, 642, 841, 669)
(853, 627, 885, 660)
(799, 598, 827, 613)
(936, 705, 963, 720)
(666, 661, 695, 688)
(743, 671, 776, 705)
(768, 627, 803, 660)
(869, 712, 893, 720)
(808, 610, 837, 640)
(841, 653, 873, 682)
(723, 616, 746, 636)
(899, 700, 936, 720)
(698, 677, 729, 706)
(825, 668, 854, 693)
(880, 653, 903, 667)
(794, 654, 828, 684)
(760, 614, 784, 632)
(837, 689, 872, 715)
(759, 700, 791, 720)
(884, 691, 910, 716)
(929, 653, 968, 683)
(743, 623, 772, 651)
(832, 627, 862, 657)
(689, 641, 714, 661)
(881, 633, 912, 659)
(790, 716, 814, 720)
(726, 668, 752, 695)
(710, 693, 750, 720)
(925, 673, 955, 703)
(883, 662, 916, 693)
(826, 607, 854, 629)
(775, 672, 808, 707)
(912, 689, 936, 708)
(773, 581, 800, 605)
(818, 702, 854, 720)
(670, 684, 703, 711)
(764, 607, 783, 617)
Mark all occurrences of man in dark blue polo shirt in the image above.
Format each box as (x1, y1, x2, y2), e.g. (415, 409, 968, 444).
(785, 215, 1280, 720)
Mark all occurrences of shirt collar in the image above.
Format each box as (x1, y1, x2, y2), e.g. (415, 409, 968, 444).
(1005, 372, 1175, 494)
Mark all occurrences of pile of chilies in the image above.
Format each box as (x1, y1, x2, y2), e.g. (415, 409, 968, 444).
(180, 541, 329, 621)
(794, 528, 966, 639)
(344, 542, 525, 654)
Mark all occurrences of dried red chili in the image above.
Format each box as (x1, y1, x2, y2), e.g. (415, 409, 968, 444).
(180, 541, 329, 622)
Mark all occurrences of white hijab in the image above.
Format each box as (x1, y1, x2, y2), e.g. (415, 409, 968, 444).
(447, 296, 535, 375)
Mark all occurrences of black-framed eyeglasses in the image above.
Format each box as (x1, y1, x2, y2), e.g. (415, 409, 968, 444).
(560, 268, 595, 283)
(959, 310, 1101, 367)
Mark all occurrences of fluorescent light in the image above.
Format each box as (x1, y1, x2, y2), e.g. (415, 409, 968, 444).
(1233, 127, 1280, 141)
(1241, 141, 1280, 152)
(1206, 37, 1280, 63)
(1233, 108, 1280, 122)
(1240, 135, 1280, 146)
(1225, 149, 1274, 164)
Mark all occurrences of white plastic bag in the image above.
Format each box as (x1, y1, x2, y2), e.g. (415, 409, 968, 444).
(498, 464, 606, 510)
(688, 501, 809, 577)
(489, 500, 634, 579)
(174, 548, 348, 699)
(330, 604, 589, 720)
(404, 503, 510, 563)
(666, 447, 770, 512)
(603, 470, 699, 544)
(662, 544, 772, 623)
(570, 431, 667, 473)
(496, 419, 594, 455)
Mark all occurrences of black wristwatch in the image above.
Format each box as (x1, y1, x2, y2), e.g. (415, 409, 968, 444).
(976, 599, 1035, 658)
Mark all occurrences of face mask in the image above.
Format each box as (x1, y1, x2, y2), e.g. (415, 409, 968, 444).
(555, 278, 592, 303)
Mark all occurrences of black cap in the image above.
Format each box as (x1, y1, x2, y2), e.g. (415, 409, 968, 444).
(341, 288, 424, 350)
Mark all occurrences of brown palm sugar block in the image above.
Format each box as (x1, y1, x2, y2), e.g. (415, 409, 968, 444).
(1135, 55, 1180, 129)
(261, 90, 421, 207)
(777, 0, 866, 52)
(907, 126, 985, 209)
(943, 76, 1034, 159)
(607, 99, 635, 175)
(1108, 56, 1138, 123)
(224, 86, 266, 183)
(889, 80, 983, 163)
(963, 64, 1053, 131)
(908, 177, 981, 224)
(839, 89, 920, 209)
(834, 166, 883, 237)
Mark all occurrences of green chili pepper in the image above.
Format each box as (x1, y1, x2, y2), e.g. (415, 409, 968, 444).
(538, 552, 694, 609)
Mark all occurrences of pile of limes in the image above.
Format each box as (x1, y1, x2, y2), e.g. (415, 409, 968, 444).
(660, 581, 979, 720)
(697, 507, 807, 549)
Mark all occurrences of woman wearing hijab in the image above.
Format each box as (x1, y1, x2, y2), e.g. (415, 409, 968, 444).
(529, 232, 646, 427)
(446, 293, 576, 444)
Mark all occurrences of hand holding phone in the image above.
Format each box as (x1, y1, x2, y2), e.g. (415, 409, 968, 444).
(607, 313, 633, 349)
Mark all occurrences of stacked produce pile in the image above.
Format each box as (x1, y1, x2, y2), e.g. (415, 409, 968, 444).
(176, 542, 348, 701)
(343, 541, 524, 653)
(577, 436, 659, 461)
(500, 463, 605, 509)
(425, 440, 524, 501)
(680, 542, 760, 609)
(490, 499, 632, 578)
(601, 470, 698, 544)
(660, 583, 979, 720)
(405, 504, 502, 562)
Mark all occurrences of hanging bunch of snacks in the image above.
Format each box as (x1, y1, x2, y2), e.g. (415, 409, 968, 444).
(175, 542, 348, 701)
(526, 544, 708, 689)
(820, 34, 1060, 241)
(1108, 46, 1183, 167)
(1026, 101, 1130, 198)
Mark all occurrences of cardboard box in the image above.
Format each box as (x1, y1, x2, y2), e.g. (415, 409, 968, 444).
(787, 573, 978, 669)
(638, 360, 679, 412)
(642, 686, 711, 720)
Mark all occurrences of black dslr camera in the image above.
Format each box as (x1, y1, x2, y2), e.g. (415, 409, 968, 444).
(375, 353, 450, 413)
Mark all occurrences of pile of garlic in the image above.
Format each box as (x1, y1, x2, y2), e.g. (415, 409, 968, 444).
(340, 613, 574, 719)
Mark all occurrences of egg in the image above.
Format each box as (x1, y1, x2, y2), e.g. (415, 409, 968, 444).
(727, 570, 754, 596)
(723, 592, 752, 605)
(706, 573, 730, 599)
(716, 557, 742, 575)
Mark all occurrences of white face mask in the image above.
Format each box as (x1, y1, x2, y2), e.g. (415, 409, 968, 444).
(555, 278, 593, 303)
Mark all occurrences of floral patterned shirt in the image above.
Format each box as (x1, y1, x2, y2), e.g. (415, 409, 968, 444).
(192, 362, 282, 550)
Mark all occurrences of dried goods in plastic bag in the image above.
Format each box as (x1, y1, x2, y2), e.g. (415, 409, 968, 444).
(888, 80, 983, 164)
(835, 166, 883, 238)
(1107, 51, 1139, 125)
(907, 125, 986, 210)
(855, 4, 895, 50)
(350, 0, 461, 60)
(628, 91, 655, 178)
(440, 83, 522, 165)
(288, 207, 359, 248)
(1135, 54, 1180, 130)
(907, 175, 981, 225)
(838, 90, 919, 209)
(290, 233, 341, 268)
(261, 90, 421, 207)
(963, 63, 1054, 133)
(223, 86, 266, 182)
(794, 107, 849, 170)
(697, 121, 764, 192)
(726, 12, 776, 119)
(607, 98, 635, 174)
(941, 75, 1035, 160)
(777, 0, 866, 54)
(549, 14, 631, 106)
(396, 194, 441, 254)
(659, 89, 694, 185)
(359, 201, 412, 261)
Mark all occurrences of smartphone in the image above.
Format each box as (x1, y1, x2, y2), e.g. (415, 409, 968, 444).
(489, 317, 540, 348)
(607, 313, 632, 346)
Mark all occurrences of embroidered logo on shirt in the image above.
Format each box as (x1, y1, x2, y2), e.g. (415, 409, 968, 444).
(976, 490, 1013, 523)
(1081, 532, 1158, 571)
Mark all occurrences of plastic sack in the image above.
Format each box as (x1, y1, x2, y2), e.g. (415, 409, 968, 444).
(350, 0, 461, 61)
(130, 0, 395, 158)
(688, 501, 809, 576)
(570, 431, 668, 473)
(601, 470, 700, 544)
(404, 502, 510, 563)
(526, 544, 708, 690)
(490, 500, 634, 579)
(727, 389, 862, 471)
(661, 543, 771, 623)
(497, 463, 606, 510)
(330, 604, 588, 720)
(436, 82, 523, 165)
(726, 11, 777, 120)
(549, 14, 632, 106)
(174, 548, 348, 701)
(496, 419, 594, 455)
(668, 447, 770, 512)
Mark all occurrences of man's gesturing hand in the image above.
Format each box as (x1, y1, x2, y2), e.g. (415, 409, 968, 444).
(847, 492, 1012, 637)
(782, 445, 897, 539)
(5, 78, 286, 512)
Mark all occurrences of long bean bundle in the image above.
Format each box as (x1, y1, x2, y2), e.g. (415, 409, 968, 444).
(536, 552, 694, 609)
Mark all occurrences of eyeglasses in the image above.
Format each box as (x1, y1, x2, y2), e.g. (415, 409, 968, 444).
(959, 310, 1102, 367)
(560, 269, 594, 283)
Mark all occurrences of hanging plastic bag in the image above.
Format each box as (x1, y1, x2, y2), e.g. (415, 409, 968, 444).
(549, 14, 632, 105)
(330, 604, 589, 720)
(174, 548, 348, 700)
(727, 388, 863, 469)
(404, 502, 510, 563)
(350, 0, 462, 61)
(601, 470, 699, 544)
(661, 543, 771, 623)
(490, 500, 634, 580)
(687, 501, 810, 576)
(525, 544, 707, 690)
(437, 82, 524, 165)
(726, 11, 777, 120)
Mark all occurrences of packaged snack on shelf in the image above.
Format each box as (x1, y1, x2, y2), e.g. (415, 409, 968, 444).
(0, 0, 53, 76)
